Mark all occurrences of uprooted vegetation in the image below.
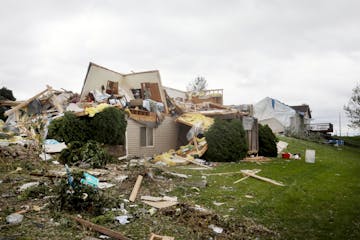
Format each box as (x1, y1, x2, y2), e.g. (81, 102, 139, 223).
(0, 145, 279, 239)
(59, 141, 112, 168)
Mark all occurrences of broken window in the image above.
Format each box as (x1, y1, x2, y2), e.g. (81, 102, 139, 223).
(140, 127, 154, 147)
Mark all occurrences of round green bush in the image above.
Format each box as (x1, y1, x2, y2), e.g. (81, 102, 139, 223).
(47, 107, 127, 145)
(90, 107, 127, 145)
(47, 112, 91, 144)
(204, 118, 248, 162)
(258, 124, 278, 157)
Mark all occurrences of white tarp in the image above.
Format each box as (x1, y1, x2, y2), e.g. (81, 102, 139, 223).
(254, 97, 296, 131)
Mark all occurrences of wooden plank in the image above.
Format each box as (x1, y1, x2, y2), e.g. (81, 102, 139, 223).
(149, 233, 175, 240)
(240, 170, 285, 186)
(173, 155, 212, 169)
(5, 86, 52, 117)
(129, 175, 143, 202)
(71, 216, 130, 240)
(203, 171, 249, 176)
(0, 100, 25, 107)
(233, 169, 262, 184)
(242, 156, 270, 162)
(142, 200, 178, 209)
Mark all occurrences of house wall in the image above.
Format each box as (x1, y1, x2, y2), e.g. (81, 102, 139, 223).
(80, 64, 124, 100)
(125, 71, 167, 104)
(126, 116, 179, 158)
(164, 87, 187, 102)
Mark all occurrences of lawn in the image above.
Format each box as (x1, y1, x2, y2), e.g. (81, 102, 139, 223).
(1, 136, 359, 239)
(170, 136, 360, 239)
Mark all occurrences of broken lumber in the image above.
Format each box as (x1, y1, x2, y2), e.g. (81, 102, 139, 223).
(4, 86, 52, 117)
(142, 200, 178, 209)
(242, 156, 270, 162)
(240, 170, 285, 186)
(129, 175, 143, 202)
(149, 233, 175, 240)
(233, 169, 262, 184)
(173, 155, 212, 169)
(203, 171, 243, 176)
(71, 216, 130, 240)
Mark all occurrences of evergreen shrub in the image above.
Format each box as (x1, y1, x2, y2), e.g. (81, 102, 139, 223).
(204, 118, 248, 162)
(47, 107, 127, 145)
(258, 124, 278, 157)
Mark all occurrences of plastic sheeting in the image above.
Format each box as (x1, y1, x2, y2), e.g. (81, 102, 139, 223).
(254, 97, 296, 129)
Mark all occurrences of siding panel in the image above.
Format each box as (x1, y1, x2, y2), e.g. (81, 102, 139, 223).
(127, 116, 178, 158)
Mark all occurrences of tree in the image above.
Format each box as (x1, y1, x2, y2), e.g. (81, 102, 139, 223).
(204, 118, 248, 162)
(344, 83, 360, 128)
(187, 76, 207, 92)
(0, 87, 16, 121)
(258, 124, 278, 157)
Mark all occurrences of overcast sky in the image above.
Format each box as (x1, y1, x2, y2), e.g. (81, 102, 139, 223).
(1, 0, 359, 135)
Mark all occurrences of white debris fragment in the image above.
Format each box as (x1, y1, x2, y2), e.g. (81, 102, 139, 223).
(213, 201, 225, 206)
(208, 224, 223, 234)
(19, 182, 39, 191)
(115, 215, 130, 225)
(6, 213, 24, 224)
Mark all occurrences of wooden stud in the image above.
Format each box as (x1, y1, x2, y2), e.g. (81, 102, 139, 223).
(71, 216, 130, 240)
(129, 175, 143, 202)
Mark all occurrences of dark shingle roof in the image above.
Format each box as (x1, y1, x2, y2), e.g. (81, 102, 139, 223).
(290, 105, 312, 118)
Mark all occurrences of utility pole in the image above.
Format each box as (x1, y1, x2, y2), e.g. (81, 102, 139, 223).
(339, 112, 342, 137)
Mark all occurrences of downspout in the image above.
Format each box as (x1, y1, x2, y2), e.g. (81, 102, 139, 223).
(118, 130, 128, 160)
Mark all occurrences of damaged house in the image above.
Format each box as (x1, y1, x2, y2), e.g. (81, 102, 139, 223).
(80, 63, 178, 158)
(165, 87, 259, 155)
(79, 62, 259, 161)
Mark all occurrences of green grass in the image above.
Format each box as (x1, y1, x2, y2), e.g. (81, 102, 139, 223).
(171, 136, 360, 239)
(1, 136, 359, 239)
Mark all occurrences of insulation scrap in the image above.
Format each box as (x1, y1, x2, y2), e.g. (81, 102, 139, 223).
(85, 103, 111, 117)
(176, 113, 214, 130)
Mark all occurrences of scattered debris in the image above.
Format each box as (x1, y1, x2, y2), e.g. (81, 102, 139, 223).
(129, 175, 143, 202)
(305, 149, 316, 163)
(233, 169, 261, 184)
(6, 213, 24, 224)
(142, 195, 178, 209)
(19, 182, 40, 192)
(71, 216, 130, 240)
(242, 156, 270, 162)
(98, 182, 115, 189)
(81, 172, 99, 188)
(149, 233, 175, 240)
(213, 201, 225, 206)
(39, 152, 53, 161)
(277, 141, 288, 153)
(208, 224, 224, 234)
(44, 139, 67, 153)
(240, 170, 285, 186)
(167, 171, 189, 179)
(115, 215, 131, 225)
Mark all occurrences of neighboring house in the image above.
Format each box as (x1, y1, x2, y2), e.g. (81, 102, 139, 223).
(80, 62, 179, 158)
(290, 105, 312, 125)
(254, 97, 304, 134)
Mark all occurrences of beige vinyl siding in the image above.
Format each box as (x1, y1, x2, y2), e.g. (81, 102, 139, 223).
(80, 64, 124, 100)
(127, 116, 179, 158)
(125, 71, 167, 105)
